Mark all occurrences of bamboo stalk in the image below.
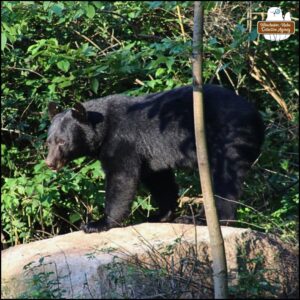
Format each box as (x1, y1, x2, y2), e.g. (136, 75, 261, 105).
(176, 5, 186, 42)
(192, 2, 228, 298)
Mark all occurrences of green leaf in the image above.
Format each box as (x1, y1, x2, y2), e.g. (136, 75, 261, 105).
(280, 160, 289, 171)
(91, 78, 99, 94)
(36, 184, 44, 195)
(58, 80, 72, 88)
(92, 1, 104, 9)
(1, 33, 7, 51)
(86, 5, 95, 19)
(248, 29, 258, 41)
(155, 68, 165, 77)
(148, 1, 163, 9)
(147, 80, 157, 88)
(57, 60, 70, 72)
(52, 76, 67, 83)
(73, 9, 84, 19)
(5, 2, 13, 11)
(48, 83, 56, 93)
(69, 213, 81, 223)
(236, 24, 246, 33)
(51, 3, 64, 16)
(209, 37, 218, 45)
(43, 1, 52, 11)
(94, 65, 108, 75)
(166, 79, 174, 87)
(165, 57, 174, 71)
(20, 1, 35, 5)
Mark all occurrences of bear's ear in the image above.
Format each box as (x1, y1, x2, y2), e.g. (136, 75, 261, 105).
(72, 103, 87, 123)
(48, 102, 61, 120)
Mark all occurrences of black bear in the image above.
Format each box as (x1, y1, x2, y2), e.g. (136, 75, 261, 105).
(46, 85, 264, 233)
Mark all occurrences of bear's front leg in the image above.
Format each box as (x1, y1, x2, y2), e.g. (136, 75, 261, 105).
(80, 218, 110, 233)
(81, 169, 139, 233)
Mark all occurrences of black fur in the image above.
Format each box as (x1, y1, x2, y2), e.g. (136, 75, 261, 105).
(46, 85, 264, 233)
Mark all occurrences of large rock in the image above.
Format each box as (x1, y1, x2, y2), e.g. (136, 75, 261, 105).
(1, 223, 298, 298)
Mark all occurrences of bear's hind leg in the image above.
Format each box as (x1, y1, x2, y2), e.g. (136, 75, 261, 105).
(141, 169, 179, 222)
(212, 142, 259, 225)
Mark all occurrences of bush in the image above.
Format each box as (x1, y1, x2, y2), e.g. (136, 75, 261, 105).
(1, 1, 298, 247)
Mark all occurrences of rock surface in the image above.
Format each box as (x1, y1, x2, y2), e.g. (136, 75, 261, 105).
(1, 223, 298, 298)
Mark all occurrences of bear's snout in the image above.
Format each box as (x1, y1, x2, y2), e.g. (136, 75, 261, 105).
(45, 158, 64, 171)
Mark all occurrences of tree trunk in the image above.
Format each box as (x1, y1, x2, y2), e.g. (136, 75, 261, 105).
(192, 2, 228, 298)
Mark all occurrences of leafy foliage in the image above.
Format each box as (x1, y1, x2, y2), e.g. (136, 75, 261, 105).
(1, 1, 298, 247)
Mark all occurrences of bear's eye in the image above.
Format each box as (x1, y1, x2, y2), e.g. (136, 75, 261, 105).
(56, 138, 65, 145)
